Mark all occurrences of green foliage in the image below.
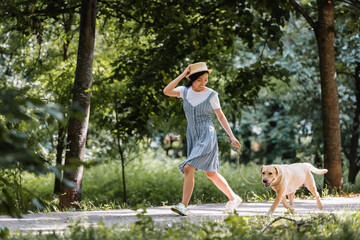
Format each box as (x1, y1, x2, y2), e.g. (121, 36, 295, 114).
(225, 59, 290, 107)
(231, 17, 321, 165)
(4, 212, 360, 239)
(334, 4, 360, 169)
(0, 87, 63, 168)
(91, 0, 293, 146)
(0, 86, 64, 216)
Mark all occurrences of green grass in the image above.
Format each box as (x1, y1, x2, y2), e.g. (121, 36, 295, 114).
(17, 149, 360, 213)
(19, 150, 275, 212)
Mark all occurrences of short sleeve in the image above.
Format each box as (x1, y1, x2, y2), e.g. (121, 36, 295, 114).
(174, 86, 185, 98)
(210, 93, 221, 109)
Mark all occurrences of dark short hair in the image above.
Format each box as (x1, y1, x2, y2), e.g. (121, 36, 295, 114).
(185, 71, 208, 88)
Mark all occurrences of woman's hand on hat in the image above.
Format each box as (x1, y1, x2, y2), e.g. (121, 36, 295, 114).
(182, 65, 192, 78)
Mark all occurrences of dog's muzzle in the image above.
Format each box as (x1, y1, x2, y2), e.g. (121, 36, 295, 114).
(262, 179, 272, 187)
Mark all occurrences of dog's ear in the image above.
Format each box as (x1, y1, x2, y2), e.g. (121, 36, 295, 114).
(274, 165, 282, 176)
(260, 166, 264, 174)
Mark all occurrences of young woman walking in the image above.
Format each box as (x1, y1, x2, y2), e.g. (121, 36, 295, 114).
(163, 62, 242, 216)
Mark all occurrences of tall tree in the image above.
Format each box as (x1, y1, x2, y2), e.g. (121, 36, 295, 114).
(54, 11, 76, 197)
(288, 0, 342, 189)
(60, 0, 97, 208)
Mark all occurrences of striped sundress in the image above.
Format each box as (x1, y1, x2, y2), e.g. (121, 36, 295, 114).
(178, 87, 219, 173)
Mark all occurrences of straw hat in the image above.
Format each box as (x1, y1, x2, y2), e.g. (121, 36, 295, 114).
(187, 62, 212, 78)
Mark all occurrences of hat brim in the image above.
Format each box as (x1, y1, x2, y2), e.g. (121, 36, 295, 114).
(187, 68, 212, 78)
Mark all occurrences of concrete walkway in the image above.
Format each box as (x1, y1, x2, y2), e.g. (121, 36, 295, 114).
(0, 197, 359, 232)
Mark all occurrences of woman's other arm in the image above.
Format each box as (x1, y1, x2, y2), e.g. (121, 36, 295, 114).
(214, 108, 241, 151)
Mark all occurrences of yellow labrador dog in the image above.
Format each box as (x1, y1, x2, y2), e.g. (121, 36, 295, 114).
(261, 163, 327, 215)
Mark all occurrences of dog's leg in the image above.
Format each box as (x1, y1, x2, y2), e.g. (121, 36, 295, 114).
(267, 191, 285, 215)
(288, 192, 295, 208)
(282, 196, 294, 213)
(305, 176, 323, 210)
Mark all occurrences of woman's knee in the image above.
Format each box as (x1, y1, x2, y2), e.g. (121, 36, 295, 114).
(205, 171, 217, 179)
(184, 164, 195, 175)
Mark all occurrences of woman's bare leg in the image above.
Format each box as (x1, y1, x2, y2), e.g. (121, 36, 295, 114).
(205, 171, 235, 200)
(181, 164, 196, 206)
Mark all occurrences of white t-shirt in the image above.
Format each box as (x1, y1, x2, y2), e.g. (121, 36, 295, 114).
(174, 86, 221, 109)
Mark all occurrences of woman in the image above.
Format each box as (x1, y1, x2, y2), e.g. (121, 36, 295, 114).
(163, 62, 242, 216)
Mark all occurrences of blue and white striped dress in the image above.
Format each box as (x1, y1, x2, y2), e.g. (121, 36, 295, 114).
(178, 87, 219, 173)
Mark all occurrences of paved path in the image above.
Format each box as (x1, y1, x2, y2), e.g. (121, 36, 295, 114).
(0, 197, 359, 232)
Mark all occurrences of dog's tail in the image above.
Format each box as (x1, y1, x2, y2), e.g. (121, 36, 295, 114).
(303, 163, 328, 174)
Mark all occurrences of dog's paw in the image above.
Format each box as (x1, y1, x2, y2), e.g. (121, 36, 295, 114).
(284, 209, 295, 215)
(266, 210, 273, 216)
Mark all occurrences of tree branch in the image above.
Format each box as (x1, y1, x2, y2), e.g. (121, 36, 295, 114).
(261, 216, 304, 234)
(258, 33, 269, 62)
(98, 0, 144, 24)
(288, 0, 317, 31)
(1, 4, 81, 20)
(338, 0, 360, 10)
(33, 5, 82, 17)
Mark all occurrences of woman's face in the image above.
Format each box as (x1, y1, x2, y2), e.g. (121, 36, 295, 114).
(192, 73, 208, 92)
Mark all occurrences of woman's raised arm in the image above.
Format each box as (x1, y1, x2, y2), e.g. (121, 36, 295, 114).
(163, 65, 191, 97)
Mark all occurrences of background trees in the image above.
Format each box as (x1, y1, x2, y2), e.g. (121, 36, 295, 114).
(335, 2, 360, 184)
(0, 0, 359, 214)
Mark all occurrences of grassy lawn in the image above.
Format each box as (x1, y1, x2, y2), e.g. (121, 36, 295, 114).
(17, 149, 360, 213)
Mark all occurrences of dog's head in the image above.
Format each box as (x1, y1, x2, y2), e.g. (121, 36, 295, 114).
(260, 165, 282, 187)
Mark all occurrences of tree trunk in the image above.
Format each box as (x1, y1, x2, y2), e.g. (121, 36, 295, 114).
(118, 140, 127, 203)
(315, 0, 342, 189)
(60, 0, 97, 208)
(54, 13, 74, 197)
(114, 96, 127, 203)
(54, 123, 66, 196)
(348, 62, 360, 183)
